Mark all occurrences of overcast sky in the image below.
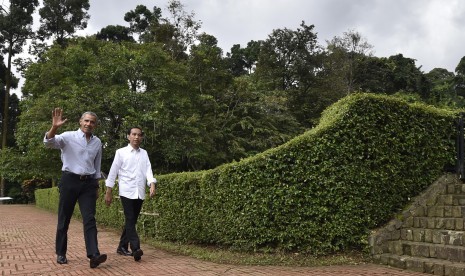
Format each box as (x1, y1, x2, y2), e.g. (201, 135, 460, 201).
(79, 0, 465, 73)
(10, 0, 465, 96)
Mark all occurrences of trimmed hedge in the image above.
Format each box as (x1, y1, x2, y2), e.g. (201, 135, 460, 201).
(35, 93, 458, 255)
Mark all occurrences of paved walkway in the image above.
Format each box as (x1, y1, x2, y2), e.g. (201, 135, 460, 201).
(0, 205, 428, 276)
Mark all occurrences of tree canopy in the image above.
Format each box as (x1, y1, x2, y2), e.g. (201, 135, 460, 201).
(0, 0, 39, 197)
(1, 0, 465, 189)
(37, 0, 90, 46)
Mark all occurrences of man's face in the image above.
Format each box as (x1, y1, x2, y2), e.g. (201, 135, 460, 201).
(79, 114, 97, 135)
(128, 128, 144, 148)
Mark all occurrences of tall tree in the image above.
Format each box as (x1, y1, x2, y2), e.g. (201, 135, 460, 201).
(354, 56, 394, 93)
(187, 34, 300, 168)
(454, 56, 465, 97)
(425, 68, 459, 107)
(123, 1, 201, 60)
(326, 29, 374, 94)
(243, 40, 262, 73)
(225, 41, 262, 76)
(387, 54, 430, 98)
(124, 4, 162, 43)
(0, 56, 20, 150)
(15, 37, 199, 176)
(256, 21, 323, 91)
(225, 44, 247, 77)
(96, 25, 135, 43)
(37, 0, 89, 47)
(186, 33, 234, 169)
(221, 76, 302, 159)
(226, 40, 263, 77)
(163, 0, 201, 59)
(254, 21, 324, 127)
(0, 0, 38, 197)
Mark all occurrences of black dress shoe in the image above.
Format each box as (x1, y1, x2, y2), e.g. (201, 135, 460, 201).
(90, 253, 107, 268)
(57, 255, 68, 264)
(133, 248, 143, 261)
(116, 247, 132, 256)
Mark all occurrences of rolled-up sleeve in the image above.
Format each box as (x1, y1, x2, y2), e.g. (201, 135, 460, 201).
(43, 132, 63, 149)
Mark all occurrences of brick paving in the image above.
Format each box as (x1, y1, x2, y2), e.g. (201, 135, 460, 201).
(0, 205, 428, 276)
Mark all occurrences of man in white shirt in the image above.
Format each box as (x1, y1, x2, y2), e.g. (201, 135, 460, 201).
(104, 127, 156, 262)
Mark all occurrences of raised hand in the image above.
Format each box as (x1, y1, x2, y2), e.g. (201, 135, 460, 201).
(52, 108, 68, 128)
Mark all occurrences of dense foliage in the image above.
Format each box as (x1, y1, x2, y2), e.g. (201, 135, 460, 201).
(4, 1, 465, 245)
(6, 37, 300, 180)
(0, 0, 39, 197)
(2, 1, 465, 186)
(37, 94, 459, 254)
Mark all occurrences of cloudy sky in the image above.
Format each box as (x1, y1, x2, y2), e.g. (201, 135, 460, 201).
(10, 0, 465, 96)
(79, 0, 465, 73)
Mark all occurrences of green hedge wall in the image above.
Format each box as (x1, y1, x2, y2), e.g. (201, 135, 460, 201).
(35, 93, 458, 255)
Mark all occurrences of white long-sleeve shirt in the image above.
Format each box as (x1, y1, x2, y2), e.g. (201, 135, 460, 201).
(105, 144, 156, 200)
(43, 128, 102, 179)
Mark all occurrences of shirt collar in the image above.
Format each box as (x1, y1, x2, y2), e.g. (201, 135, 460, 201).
(127, 144, 140, 152)
(77, 128, 94, 139)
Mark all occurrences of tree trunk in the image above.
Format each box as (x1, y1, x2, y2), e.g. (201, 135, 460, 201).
(1, 45, 13, 198)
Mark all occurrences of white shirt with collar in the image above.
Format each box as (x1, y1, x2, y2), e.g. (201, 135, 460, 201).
(105, 144, 156, 200)
(43, 128, 102, 178)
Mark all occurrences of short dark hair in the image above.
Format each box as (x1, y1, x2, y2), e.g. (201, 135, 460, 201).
(81, 111, 98, 122)
(127, 127, 144, 136)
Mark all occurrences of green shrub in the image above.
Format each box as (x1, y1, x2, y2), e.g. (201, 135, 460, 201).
(35, 93, 458, 255)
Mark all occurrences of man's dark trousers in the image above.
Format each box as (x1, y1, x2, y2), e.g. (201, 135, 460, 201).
(56, 172, 100, 258)
(119, 196, 143, 251)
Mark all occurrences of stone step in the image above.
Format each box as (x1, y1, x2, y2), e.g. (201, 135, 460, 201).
(403, 206, 465, 221)
(383, 239, 465, 258)
(443, 184, 465, 196)
(403, 216, 464, 231)
(437, 194, 465, 205)
(425, 206, 463, 218)
(370, 175, 465, 275)
(400, 241, 465, 261)
(399, 228, 465, 244)
(373, 253, 465, 276)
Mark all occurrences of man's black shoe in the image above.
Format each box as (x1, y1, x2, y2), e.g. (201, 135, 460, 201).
(116, 247, 132, 256)
(90, 254, 107, 268)
(57, 255, 68, 264)
(133, 249, 143, 262)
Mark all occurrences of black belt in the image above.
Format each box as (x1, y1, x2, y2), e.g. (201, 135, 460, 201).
(63, 171, 92, 181)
